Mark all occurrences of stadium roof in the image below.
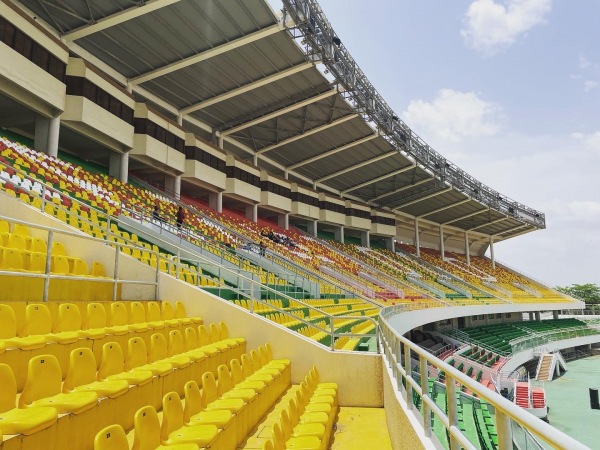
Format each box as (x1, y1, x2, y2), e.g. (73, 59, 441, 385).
(15, 0, 545, 240)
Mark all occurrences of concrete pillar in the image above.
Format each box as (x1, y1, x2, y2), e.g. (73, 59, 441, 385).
(209, 191, 223, 213)
(218, 133, 224, 149)
(284, 170, 289, 180)
(109, 151, 129, 183)
(535, 312, 541, 321)
(333, 226, 344, 244)
(360, 230, 370, 247)
(385, 237, 395, 252)
(245, 204, 258, 222)
(553, 310, 559, 320)
(165, 175, 182, 199)
(278, 213, 289, 230)
(439, 225, 445, 260)
(528, 312, 534, 321)
(414, 218, 420, 257)
(34, 115, 60, 157)
(253, 153, 258, 166)
(489, 236, 496, 269)
(308, 220, 317, 237)
(465, 231, 470, 266)
(176, 114, 183, 126)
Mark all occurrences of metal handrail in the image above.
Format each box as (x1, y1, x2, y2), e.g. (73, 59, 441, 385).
(378, 307, 589, 449)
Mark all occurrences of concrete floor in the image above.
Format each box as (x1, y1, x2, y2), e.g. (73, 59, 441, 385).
(330, 407, 392, 450)
(544, 355, 600, 449)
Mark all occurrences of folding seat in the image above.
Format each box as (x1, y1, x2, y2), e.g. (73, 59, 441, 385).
(161, 301, 191, 328)
(183, 327, 219, 374)
(128, 302, 153, 334)
(19, 354, 98, 414)
(145, 301, 168, 330)
(71, 258, 94, 301)
(93, 424, 129, 450)
(90, 261, 113, 301)
(97, 342, 153, 387)
(281, 406, 326, 444)
(272, 419, 320, 450)
(0, 247, 28, 301)
(108, 302, 138, 334)
(201, 371, 247, 442)
(0, 363, 57, 435)
(148, 333, 190, 392)
(23, 303, 81, 345)
(125, 336, 173, 377)
(64, 347, 128, 399)
(183, 381, 234, 441)
(229, 358, 268, 415)
(160, 392, 219, 447)
(49, 255, 71, 301)
(168, 329, 205, 381)
(131, 406, 198, 450)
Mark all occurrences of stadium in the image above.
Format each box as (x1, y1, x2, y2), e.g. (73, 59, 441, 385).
(0, 0, 594, 449)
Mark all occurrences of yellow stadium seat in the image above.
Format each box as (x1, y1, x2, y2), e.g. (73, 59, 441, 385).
(23, 303, 81, 345)
(161, 391, 219, 447)
(97, 342, 153, 387)
(19, 355, 98, 414)
(0, 303, 46, 350)
(94, 424, 129, 450)
(125, 337, 173, 377)
(0, 363, 57, 435)
(132, 405, 197, 450)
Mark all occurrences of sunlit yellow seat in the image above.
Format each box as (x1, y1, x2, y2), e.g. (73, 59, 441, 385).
(0, 363, 57, 435)
(131, 406, 198, 450)
(161, 392, 219, 447)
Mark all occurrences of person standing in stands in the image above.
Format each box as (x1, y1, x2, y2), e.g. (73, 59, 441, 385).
(152, 205, 161, 222)
(176, 206, 185, 229)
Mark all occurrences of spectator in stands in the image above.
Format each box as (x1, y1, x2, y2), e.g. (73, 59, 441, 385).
(259, 240, 266, 256)
(176, 206, 185, 229)
(152, 205, 161, 222)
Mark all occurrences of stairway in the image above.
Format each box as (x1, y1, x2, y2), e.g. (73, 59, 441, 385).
(532, 387, 546, 409)
(536, 354, 553, 381)
(515, 382, 530, 408)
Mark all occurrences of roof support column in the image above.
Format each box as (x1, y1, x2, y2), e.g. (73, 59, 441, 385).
(334, 226, 344, 244)
(465, 230, 470, 266)
(246, 204, 258, 223)
(414, 218, 420, 257)
(278, 213, 289, 231)
(439, 225, 445, 260)
(109, 151, 129, 183)
(385, 237, 395, 253)
(489, 235, 495, 270)
(308, 220, 318, 237)
(361, 230, 370, 248)
(165, 174, 181, 200)
(35, 115, 60, 158)
(209, 191, 223, 213)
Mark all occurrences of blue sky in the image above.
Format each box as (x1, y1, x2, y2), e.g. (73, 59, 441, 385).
(270, 0, 600, 287)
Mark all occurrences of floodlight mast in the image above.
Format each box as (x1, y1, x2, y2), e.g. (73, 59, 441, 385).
(281, 0, 546, 229)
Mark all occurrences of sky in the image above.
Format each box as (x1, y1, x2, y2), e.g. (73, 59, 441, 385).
(269, 0, 600, 287)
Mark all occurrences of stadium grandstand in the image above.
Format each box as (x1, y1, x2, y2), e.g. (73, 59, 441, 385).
(0, 0, 593, 449)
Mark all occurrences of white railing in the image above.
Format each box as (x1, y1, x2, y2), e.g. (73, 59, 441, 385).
(379, 307, 589, 450)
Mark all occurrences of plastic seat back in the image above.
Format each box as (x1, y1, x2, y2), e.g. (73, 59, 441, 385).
(125, 337, 149, 370)
(161, 301, 175, 320)
(208, 323, 221, 343)
(183, 381, 202, 422)
(129, 302, 146, 325)
(51, 241, 67, 257)
(148, 333, 168, 362)
(72, 258, 89, 276)
(23, 303, 52, 336)
(0, 220, 8, 234)
(198, 325, 211, 347)
(230, 359, 244, 385)
(217, 364, 234, 396)
(183, 327, 199, 351)
(108, 302, 129, 327)
(1, 248, 24, 270)
(146, 302, 162, 322)
(0, 304, 18, 339)
(20, 355, 62, 407)
(241, 354, 254, 379)
(84, 303, 107, 329)
(98, 342, 125, 380)
(64, 348, 97, 391)
(132, 406, 161, 450)
(25, 251, 46, 272)
(201, 371, 219, 404)
(168, 330, 185, 357)
(250, 349, 262, 372)
(91, 262, 106, 277)
(161, 392, 186, 442)
(27, 237, 47, 254)
(13, 223, 30, 237)
(94, 424, 129, 450)
(50, 255, 70, 274)
(219, 322, 231, 339)
(175, 301, 188, 319)
(0, 363, 17, 412)
(55, 303, 82, 333)
(6, 233, 27, 251)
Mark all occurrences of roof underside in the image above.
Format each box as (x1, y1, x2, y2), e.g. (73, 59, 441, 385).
(16, 0, 544, 240)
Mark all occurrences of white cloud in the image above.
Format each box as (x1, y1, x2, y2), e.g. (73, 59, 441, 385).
(461, 0, 552, 55)
(401, 89, 501, 146)
(572, 131, 600, 154)
(583, 80, 598, 92)
(579, 54, 593, 69)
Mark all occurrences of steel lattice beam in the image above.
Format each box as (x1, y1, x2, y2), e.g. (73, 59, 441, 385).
(370, 178, 431, 202)
(317, 151, 396, 183)
(393, 187, 452, 210)
(256, 114, 358, 155)
(181, 62, 314, 115)
(443, 208, 488, 225)
(130, 24, 285, 85)
(418, 198, 472, 218)
(469, 217, 507, 231)
(63, 0, 182, 41)
(341, 165, 416, 194)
